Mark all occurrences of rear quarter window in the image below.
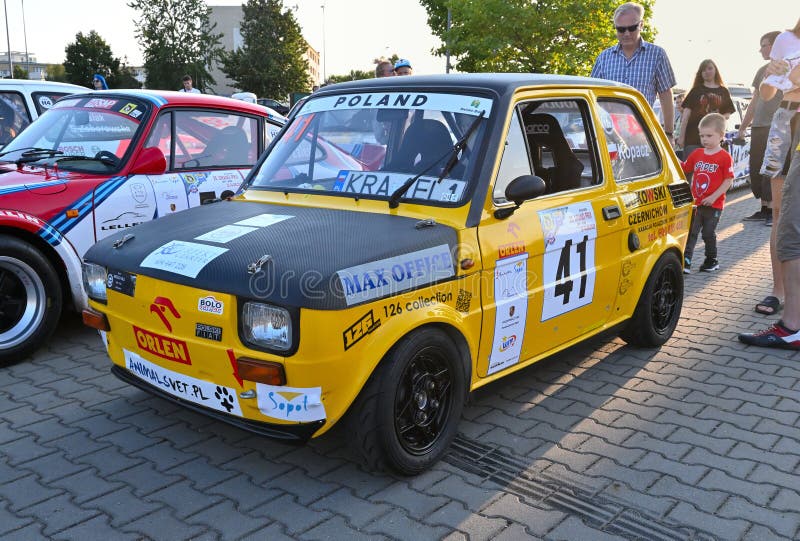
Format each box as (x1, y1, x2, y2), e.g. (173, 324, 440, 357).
(597, 99, 661, 182)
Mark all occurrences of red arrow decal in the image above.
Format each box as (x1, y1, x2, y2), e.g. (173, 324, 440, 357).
(227, 349, 243, 387)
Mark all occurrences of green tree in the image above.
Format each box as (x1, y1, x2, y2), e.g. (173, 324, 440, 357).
(12, 65, 28, 80)
(129, 0, 223, 91)
(420, 0, 655, 75)
(45, 64, 67, 82)
(115, 63, 142, 89)
(327, 69, 373, 84)
(63, 30, 121, 87)
(221, 0, 309, 99)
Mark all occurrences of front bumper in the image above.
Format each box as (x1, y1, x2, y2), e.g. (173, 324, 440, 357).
(112, 365, 325, 442)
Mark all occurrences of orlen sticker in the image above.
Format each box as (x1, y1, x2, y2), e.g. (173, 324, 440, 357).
(256, 384, 326, 422)
(198, 295, 224, 315)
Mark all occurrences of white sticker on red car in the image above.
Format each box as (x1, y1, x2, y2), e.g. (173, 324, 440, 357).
(539, 203, 598, 321)
(141, 240, 228, 278)
(255, 383, 326, 422)
(124, 349, 242, 416)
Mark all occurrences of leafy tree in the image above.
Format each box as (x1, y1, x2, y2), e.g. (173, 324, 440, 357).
(420, 0, 655, 75)
(63, 30, 121, 87)
(221, 0, 309, 99)
(327, 69, 373, 84)
(115, 64, 142, 89)
(45, 64, 67, 82)
(12, 65, 28, 80)
(129, 0, 223, 91)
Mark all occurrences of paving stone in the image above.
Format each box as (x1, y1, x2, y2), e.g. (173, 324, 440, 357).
(120, 507, 205, 540)
(267, 467, 340, 505)
(747, 463, 800, 492)
(75, 446, 144, 477)
(98, 426, 160, 453)
(683, 447, 756, 479)
(20, 493, 101, 537)
(47, 430, 113, 460)
(49, 467, 125, 505)
(147, 479, 222, 519)
(80, 486, 162, 528)
(698, 469, 777, 506)
(205, 474, 283, 512)
(423, 500, 507, 541)
(109, 461, 183, 497)
(634, 452, 708, 485)
(738, 403, 799, 427)
(771, 488, 800, 512)
(717, 496, 800, 538)
(667, 426, 736, 455)
(133, 440, 199, 472)
(0, 457, 28, 484)
(0, 502, 34, 536)
(163, 456, 238, 491)
(0, 421, 25, 446)
(66, 413, 127, 439)
(0, 522, 46, 541)
(742, 523, 789, 541)
(3, 405, 54, 428)
(249, 493, 331, 536)
(0, 473, 63, 511)
(647, 475, 726, 513)
(574, 436, 646, 467)
(491, 523, 542, 541)
(728, 441, 799, 474)
(239, 522, 295, 541)
(480, 494, 567, 537)
(370, 480, 450, 519)
(363, 507, 449, 541)
(309, 487, 392, 529)
(428, 472, 503, 509)
(544, 515, 626, 541)
(19, 450, 89, 483)
(666, 502, 749, 540)
(711, 422, 778, 449)
(300, 514, 390, 541)
(2, 435, 56, 466)
(52, 514, 141, 541)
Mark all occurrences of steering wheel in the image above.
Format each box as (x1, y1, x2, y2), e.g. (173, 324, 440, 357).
(94, 150, 121, 167)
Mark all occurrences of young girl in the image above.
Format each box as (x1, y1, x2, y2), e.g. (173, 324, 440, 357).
(681, 113, 734, 274)
(677, 60, 735, 158)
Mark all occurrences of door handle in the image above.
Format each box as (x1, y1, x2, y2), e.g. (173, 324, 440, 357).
(602, 205, 621, 220)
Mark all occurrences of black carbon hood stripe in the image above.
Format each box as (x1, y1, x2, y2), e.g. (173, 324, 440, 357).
(85, 201, 460, 310)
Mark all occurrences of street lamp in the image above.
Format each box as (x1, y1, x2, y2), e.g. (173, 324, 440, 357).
(320, 1, 326, 83)
(3, 0, 12, 78)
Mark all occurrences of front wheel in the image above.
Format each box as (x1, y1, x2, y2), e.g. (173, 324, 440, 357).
(347, 327, 466, 475)
(0, 235, 62, 365)
(620, 251, 683, 347)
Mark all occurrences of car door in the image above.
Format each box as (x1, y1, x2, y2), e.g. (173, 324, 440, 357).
(476, 93, 625, 377)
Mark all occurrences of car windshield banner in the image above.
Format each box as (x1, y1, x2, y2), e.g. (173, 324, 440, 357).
(300, 92, 492, 117)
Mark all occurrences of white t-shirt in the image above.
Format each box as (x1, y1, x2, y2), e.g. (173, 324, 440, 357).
(763, 31, 800, 92)
(179, 87, 201, 94)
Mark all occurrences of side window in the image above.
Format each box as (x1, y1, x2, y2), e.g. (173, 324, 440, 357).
(518, 99, 599, 195)
(0, 92, 31, 146)
(597, 99, 660, 182)
(174, 111, 258, 169)
(493, 109, 532, 204)
(144, 113, 173, 168)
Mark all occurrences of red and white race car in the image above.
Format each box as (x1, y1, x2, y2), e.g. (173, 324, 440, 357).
(0, 90, 285, 363)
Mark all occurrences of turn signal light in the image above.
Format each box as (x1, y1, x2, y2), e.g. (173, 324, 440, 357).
(82, 308, 110, 331)
(236, 357, 286, 385)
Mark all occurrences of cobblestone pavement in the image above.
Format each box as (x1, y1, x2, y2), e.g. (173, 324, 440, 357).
(2, 190, 800, 540)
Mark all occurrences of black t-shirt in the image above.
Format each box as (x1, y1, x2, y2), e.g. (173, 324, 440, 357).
(681, 85, 735, 146)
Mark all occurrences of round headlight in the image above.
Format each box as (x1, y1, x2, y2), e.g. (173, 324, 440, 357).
(82, 262, 107, 302)
(241, 302, 291, 351)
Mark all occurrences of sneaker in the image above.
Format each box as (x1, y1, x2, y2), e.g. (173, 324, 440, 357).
(699, 259, 719, 272)
(683, 257, 691, 274)
(739, 321, 800, 350)
(743, 210, 764, 221)
(765, 214, 773, 226)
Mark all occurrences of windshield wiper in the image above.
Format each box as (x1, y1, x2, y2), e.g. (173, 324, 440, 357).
(14, 148, 65, 164)
(388, 110, 486, 209)
(0, 146, 60, 159)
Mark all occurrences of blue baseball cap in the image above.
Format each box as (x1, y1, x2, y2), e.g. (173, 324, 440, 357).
(394, 59, 412, 70)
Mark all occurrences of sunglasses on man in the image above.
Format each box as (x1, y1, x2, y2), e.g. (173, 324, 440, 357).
(615, 22, 641, 34)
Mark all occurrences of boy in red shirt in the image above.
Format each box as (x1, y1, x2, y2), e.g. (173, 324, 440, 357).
(681, 113, 734, 273)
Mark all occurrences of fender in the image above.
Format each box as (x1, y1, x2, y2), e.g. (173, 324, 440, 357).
(0, 208, 87, 311)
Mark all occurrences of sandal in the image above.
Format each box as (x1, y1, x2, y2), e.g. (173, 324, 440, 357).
(755, 296, 783, 315)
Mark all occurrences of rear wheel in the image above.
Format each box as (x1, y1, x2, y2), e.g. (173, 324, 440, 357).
(620, 251, 683, 347)
(347, 327, 466, 475)
(0, 235, 62, 365)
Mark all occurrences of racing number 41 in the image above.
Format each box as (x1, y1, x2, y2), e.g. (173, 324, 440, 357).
(554, 235, 589, 304)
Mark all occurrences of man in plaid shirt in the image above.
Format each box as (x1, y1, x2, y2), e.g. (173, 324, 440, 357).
(591, 2, 677, 145)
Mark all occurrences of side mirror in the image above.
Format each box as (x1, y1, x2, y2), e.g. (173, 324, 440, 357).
(129, 146, 167, 176)
(494, 175, 546, 219)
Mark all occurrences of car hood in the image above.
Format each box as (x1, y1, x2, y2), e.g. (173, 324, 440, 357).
(0, 163, 95, 196)
(86, 201, 460, 310)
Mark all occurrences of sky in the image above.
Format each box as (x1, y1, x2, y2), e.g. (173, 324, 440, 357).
(3, 0, 799, 90)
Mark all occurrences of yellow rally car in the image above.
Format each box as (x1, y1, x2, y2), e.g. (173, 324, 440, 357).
(82, 74, 691, 475)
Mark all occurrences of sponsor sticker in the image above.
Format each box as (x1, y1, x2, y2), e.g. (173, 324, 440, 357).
(85, 98, 117, 109)
(333, 170, 466, 202)
(300, 92, 492, 117)
(343, 309, 381, 350)
(133, 325, 191, 365)
(337, 244, 455, 306)
(234, 213, 294, 228)
(255, 383, 326, 422)
(196, 323, 222, 342)
(141, 240, 228, 278)
(124, 349, 241, 415)
(198, 295, 224, 315)
(488, 253, 528, 375)
(195, 224, 258, 243)
(106, 269, 136, 297)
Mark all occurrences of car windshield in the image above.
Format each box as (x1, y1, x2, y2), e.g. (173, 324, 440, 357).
(248, 90, 493, 206)
(0, 96, 148, 171)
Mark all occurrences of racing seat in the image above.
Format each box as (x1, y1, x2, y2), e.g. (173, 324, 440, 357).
(525, 113, 584, 194)
(387, 119, 453, 173)
(201, 126, 251, 166)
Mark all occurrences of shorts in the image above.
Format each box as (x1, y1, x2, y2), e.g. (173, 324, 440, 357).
(760, 106, 800, 178)
(749, 126, 771, 201)
(777, 137, 800, 261)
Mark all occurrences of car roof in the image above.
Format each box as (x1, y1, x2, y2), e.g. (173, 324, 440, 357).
(0, 79, 88, 92)
(319, 73, 632, 95)
(64, 89, 274, 116)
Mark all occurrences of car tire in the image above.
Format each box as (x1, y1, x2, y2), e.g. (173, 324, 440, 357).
(347, 327, 466, 475)
(620, 251, 683, 347)
(0, 235, 62, 365)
